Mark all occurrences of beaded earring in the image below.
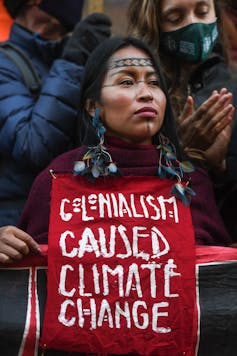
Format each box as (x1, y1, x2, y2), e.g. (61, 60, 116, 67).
(157, 133, 196, 206)
(73, 108, 118, 180)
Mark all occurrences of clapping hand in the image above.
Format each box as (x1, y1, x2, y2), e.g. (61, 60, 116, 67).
(178, 88, 234, 172)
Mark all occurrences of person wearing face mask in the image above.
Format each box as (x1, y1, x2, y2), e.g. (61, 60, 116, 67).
(127, 0, 237, 239)
(0, 0, 111, 226)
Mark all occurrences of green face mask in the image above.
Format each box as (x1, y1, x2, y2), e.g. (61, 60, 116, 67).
(160, 20, 218, 63)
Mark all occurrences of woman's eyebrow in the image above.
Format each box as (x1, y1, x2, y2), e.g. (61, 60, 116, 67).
(108, 69, 138, 77)
(163, 0, 210, 14)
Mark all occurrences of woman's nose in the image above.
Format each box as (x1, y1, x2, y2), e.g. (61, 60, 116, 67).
(186, 13, 200, 25)
(136, 81, 154, 100)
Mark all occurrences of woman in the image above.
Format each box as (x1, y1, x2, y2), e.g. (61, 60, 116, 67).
(127, 0, 237, 237)
(127, 0, 236, 170)
(0, 36, 232, 265)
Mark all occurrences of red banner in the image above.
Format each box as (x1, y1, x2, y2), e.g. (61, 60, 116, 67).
(40, 174, 196, 355)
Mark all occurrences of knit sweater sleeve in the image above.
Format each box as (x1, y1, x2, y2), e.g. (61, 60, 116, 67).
(18, 148, 81, 243)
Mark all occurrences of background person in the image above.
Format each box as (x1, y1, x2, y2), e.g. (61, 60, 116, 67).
(0, 0, 111, 225)
(0, 36, 232, 264)
(127, 0, 237, 238)
(127, 0, 235, 173)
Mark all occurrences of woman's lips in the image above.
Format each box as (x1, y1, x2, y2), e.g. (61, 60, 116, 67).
(135, 107, 158, 118)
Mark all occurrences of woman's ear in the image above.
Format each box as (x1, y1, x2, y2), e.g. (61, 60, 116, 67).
(85, 99, 96, 117)
(85, 100, 104, 119)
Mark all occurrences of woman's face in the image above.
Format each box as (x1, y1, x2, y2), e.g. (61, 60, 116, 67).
(95, 46, 166, 145)
(160, 0, 216, 31)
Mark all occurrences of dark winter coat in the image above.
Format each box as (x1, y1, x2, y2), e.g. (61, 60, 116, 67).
(188, 48, 237, 182)
(0, 23, 84, 225)
(186, 48, 237, 239)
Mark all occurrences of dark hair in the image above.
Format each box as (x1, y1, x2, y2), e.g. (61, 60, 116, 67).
(77, 36, 182, 158)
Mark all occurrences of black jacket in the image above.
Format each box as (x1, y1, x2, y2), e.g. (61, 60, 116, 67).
(188, 49, 237, 181)
(188, 48, 237, 238)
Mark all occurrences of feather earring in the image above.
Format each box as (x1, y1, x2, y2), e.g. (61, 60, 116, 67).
(157, 133, 196, 206)
(73, 108, 118, 180)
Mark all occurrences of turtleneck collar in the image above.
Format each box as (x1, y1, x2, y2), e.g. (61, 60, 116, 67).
(105, 135, 156, 151)
(102, 135, 159, 175)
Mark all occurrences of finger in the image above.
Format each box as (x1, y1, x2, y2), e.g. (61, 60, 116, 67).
(205, 104, 234, 133)
(219, 88, 228, 96)
(0, 253, 14, 264)
(194, 93, 220, 121)
(229, 107, 235, 127)
(0, 240, 28, 260)
(209, 92, 232, 113)
(200, 94, 233, 130)
(218, 92, 233, 108)
(189, 104, 233, 149)
(10, 227, 42, 255)
(179, 96, 194, 123)
(216, 107, 234, 132)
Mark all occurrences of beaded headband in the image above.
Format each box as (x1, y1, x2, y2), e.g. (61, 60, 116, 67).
(108, 57, 153, 70)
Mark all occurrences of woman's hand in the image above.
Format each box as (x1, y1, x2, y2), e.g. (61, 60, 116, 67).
(0, 226, 42, 264)
(178, 88, 234, 172)
(203, 119, 233, 172)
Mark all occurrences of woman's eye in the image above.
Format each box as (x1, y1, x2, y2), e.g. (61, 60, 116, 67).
(196, 10, 209, 17)
(149, 80, 160, 87)
(119, 79, 134, 86)
(196, 5, 209, 17)
(164, 13, 182, 25)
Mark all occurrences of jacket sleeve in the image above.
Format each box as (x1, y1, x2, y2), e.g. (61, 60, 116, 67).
(0, 55, 84, 170)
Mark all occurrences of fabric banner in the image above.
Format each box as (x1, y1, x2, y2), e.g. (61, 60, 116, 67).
(40, 174, 197, 355)
(1, 246, 237, 355)
(0, 251, 47, 356)
(195, 246, 237, 356)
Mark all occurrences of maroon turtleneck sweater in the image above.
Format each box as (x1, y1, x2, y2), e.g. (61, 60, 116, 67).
(18, 137, 231, 246)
